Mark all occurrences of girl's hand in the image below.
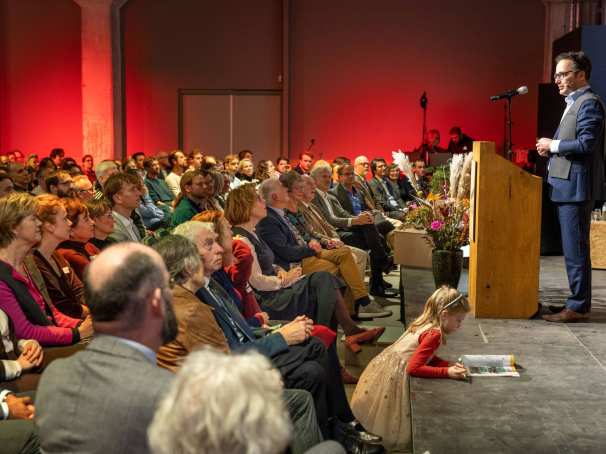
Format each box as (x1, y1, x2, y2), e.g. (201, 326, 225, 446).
(447, 364, 467, 380)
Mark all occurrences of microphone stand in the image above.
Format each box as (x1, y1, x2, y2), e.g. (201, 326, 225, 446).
(419, 92, 428, 164)
(495, 96, 514, 161)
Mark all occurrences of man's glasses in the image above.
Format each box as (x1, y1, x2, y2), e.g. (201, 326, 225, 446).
(554, 70, 577, 81)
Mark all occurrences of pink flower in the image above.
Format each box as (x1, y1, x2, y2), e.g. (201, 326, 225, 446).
(430, 220, 444, 231)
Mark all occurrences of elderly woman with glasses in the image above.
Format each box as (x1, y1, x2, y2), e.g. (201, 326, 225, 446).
(0, 193, 93, 346)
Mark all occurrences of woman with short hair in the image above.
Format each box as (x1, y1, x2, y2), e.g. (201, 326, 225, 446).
(86, 198, 115, 250)
(56, 198, 100, 280)
(0, 193, 92, 346)
(32, 194, 87, 319)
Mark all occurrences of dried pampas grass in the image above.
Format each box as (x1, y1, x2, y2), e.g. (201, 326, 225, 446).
(456, 153, 473, 200)
(449, 154, 465, 199)
(392, 149, 420, 194)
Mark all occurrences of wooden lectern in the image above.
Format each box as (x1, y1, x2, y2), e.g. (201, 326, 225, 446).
(468, 142, 542, 318)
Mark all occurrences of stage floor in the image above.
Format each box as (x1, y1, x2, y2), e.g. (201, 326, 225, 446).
(409, 257, 606, 454)
(347, 256, 606, 454)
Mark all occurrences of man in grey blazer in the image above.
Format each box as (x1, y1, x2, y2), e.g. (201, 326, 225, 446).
(35, 242, 178, 454)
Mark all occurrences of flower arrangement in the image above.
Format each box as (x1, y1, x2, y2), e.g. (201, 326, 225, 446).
(403, 198, 469, 251)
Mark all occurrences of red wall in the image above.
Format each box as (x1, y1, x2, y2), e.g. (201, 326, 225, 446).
(122, 0, 282, 155)
(0, 0, 82, 159)
(290, 0, 545, 161)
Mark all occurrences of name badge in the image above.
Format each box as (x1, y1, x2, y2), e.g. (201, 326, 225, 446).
(62, 267, 70, 275)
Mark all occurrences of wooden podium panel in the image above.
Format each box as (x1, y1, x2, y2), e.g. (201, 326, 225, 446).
(468, 142, 542, 318)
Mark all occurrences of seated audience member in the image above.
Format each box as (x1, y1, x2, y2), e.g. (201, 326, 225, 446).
(0, 174, 14, 198)
(86, 199, 115, 250)
(225, 185, 384, 351)
(92, 159, 119, 200)
(128, 171, 168, 230)
(201, 155, 220, 171)
(0, 388, 39, 454)
(165, 150, 188, 197)
(153, 234, 332, 453)
(235, 158, 255, 184)
(447, 126, 474, 154)
(144, 158, 175, 207)
(223, 153, 239, 186)
(294, 152, 314, 175)
(171, 170, 220, 227)
(24, 154, 38, 174)
(57, 198, 100, 280)
(7, 163, 32, 193)
(49, 148, 64, 167)
(411, 158, 430, 196)
(60, 157, 78, 172)
(149, 348, 345, 454)
(368, 158, 406, 221)
(257, 178, 373, 314)
(238, 149, 254, 161)
(35, 242, 177, 454)
(131, 152, 146, 179)
(33, 195, 87, 319)
(81, 154, 97, 184)
(187, 149, 203, 171)
(255, 159, 276, 182)
(0, 308, 44, 385)
(386, 164, 414, 203)
(30, 157, 56, 196)
(311, 166, 397, 298)
(45, 171, 75, 198)
(0, 193, 92, 346)
(72, 174, 94, 201)
(155, 151, 170, 178)
(330, 157, 350, 186)
(122, 158, 138, 172)
(177, 221, 383, 446)
(104, 172, 145, 243)
(275, 155, 290, 177)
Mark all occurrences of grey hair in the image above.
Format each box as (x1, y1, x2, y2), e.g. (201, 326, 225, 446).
(152, 235, 202, 285)
(173, 221, 215, 244)
(95, 159, 118, 178)
(148, 348, 291, 454)
(258, 178, 280, 206)
(310, 165, 331, 179)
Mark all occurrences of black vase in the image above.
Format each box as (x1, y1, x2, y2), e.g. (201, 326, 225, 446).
(431, 249, 463, 289)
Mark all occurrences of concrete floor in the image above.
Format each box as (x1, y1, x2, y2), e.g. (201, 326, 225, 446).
(339, 257, 606, 454)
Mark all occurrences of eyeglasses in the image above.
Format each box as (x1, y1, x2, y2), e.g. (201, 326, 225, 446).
(554, 70, 577, 81)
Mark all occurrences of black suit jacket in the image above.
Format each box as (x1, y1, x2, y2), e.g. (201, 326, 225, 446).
(256, 207, 316, 270)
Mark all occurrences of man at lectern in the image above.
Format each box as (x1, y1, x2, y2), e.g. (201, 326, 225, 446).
(537, 51, 606, 322)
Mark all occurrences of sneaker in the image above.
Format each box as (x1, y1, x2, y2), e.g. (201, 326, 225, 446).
(358, 300, 392, 318)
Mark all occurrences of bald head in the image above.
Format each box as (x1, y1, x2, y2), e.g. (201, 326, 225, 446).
(354, 155, 369, 178)
(85, 242, 169, 326)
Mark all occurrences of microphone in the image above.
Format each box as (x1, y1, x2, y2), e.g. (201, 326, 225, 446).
(490, 86, 528, 102)
(420, 92, 428, 109)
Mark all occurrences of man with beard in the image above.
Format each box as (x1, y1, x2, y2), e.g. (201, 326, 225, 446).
(45, 171, 75, 198)
(35, 242, 177, 454)
(171, 170, 221, 227)
(7, 163, 33, 192)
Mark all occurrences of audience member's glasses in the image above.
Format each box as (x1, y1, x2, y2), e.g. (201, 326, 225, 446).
(553, 70, 577, 81)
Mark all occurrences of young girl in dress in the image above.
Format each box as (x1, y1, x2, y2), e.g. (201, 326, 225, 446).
(350, 286, 469, 451)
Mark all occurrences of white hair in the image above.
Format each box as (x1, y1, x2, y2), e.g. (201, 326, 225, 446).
(148, 348, 291, 454)
(310, 165, 331, 179)
(95, 159, 118, 178)
(258, 178, 281, 206)
(173, 221, 214, 244)
(354, 155, 368, 165)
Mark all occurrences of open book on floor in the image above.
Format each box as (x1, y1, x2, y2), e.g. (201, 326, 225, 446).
(460, 354, 520, 377)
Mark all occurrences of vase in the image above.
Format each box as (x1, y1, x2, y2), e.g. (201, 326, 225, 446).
(431, 249, 463, 289)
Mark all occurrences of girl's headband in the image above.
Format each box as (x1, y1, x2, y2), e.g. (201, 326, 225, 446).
(441, 293, 465, 312)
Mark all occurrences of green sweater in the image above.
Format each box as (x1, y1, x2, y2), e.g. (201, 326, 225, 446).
(171, 197, 201, 227)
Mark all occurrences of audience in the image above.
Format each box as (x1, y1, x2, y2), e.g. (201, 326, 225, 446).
(72, 174, 94, 201)
(368, 158, 406, 221)
(255, 159, 276, 182)
(81, 154, 96, 184)
(46, 171, 75, 198)
(144, 158, 175, 208)
(275, 155, 290, 176)
(235, 158, 255, 184)
(35, 242, 177, 453)
(0, 174, 14, 198)
(86, 198, 115, 250)
(93, 159, 119, 200)
(0, 193, 92, 346)
(105, 172, 145, 243)
(171, 170, 220, 227)
(294, 152, 314, 175)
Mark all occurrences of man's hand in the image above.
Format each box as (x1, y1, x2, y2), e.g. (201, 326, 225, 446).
(536, 138, 552, 157)
(327, 239, 344, 249)
(277, 315, 314, 346)
(352, 212, 373, 225)
(78, 316, 94, 339)
(308, 239, 322, 253)
(6, 395, 35, 420)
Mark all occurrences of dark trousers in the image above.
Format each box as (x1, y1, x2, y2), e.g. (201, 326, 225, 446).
(556, 201, 593, 313)
(340, 224, 390, 288)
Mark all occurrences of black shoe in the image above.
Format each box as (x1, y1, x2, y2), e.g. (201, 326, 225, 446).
(381, 279, 393, 289)
(335, 420, 383, 445)
(381, 257, 396, 274)
(370, 286, 399, 298)
(549, 305, 565, 314)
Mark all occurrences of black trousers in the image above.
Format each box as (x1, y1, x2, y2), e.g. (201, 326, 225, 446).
(339, 224, 390, 288)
